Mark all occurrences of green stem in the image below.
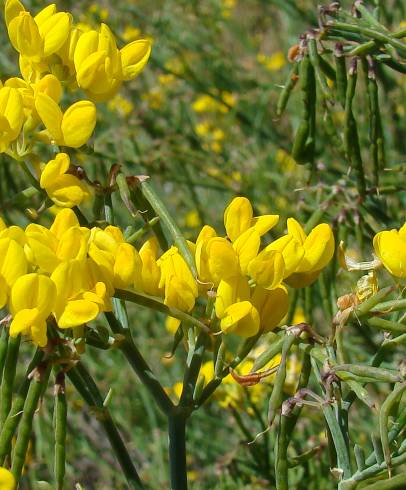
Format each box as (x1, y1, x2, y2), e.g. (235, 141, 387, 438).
(0, 349, 44, 464)
(105, 312, 174, 415)
(67, 365, 144, 489)
(322, 403, 352, 479)
(0, 327, 9, 385)
(11, 363, 51, 482)
(0, 336, 21, 430)
(140, 181, 197, 277)
(114, 289, 210, 333)
(168, 412, 188, 490)
(53, 372, 67, 490)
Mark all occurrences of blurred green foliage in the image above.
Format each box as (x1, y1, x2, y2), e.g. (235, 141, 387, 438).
(1, 0, 405, 488)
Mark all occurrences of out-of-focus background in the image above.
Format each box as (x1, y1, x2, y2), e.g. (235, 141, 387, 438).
(1, 0, 406, 488)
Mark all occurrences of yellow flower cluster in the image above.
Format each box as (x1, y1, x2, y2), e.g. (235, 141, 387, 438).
(0, 208, 143, 347)
(1, 193, 336, 348)
(167, 197, 335, 338)
(1, 0, 151, 154)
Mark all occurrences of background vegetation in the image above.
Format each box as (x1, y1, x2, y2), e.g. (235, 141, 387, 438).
(0, 0, 405, 488)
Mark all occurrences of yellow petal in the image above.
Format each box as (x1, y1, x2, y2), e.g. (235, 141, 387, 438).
(224, 197, 253, 242)
(121, 39, 151, 80)
(35, 92, 63, 142)
(252, 285, 289, 332)
(10, 273, 56, 316)
(215, 275, 250, 319)
(233, 227, 260, 275)
(287, 217, 307, 244)
(373, 227, 406, 278)
(251, 215, 279, 236)
(5, 0, 25, 27)
(50, 208, 80, 238)
(266, 234, 304, 278)
(248, 249, 285, 290)
(40, 153, 70, 189)
(38, 12, 71, 56)
(61, 100, 96, 148)
(57, 299, 99, 328)
(0, 466, 16, 490)
(0, 238, 27, 287)
(220, 301, 260, 337)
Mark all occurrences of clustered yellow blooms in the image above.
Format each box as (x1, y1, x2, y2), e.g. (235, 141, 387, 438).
(0, 209, 143, 347)
(1, 0, 151, 155)
(373, 223, 406, 278)
(166, 197, 335, 338)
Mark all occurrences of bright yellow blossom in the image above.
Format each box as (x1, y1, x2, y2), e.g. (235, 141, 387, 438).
(220, 301, 260, 337)
(9, 273, 56, 346)
(35, 94, 96, 148)
(0, 86, 24, 152)
(284, 218, 335, 287)
(0, 467, 16, 490)
(40, 153, 90, 208)
(373, 223, 406, 278)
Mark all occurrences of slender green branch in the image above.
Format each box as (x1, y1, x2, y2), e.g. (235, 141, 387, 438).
(114, 289, 210, 333)
(67, 364, 144, 490)
(140, 181, 197, 277)
(104, 312, 174, 415)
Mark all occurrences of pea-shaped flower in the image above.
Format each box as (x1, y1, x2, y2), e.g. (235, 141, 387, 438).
(6, 0, 71, 61)
(251, 285, 289, 332)
(89, 226, 143, 290)
(373, 223, 406, 278)
(35, 93, 96, 148)
(74, 23, 151, 101)
(40, 153, 90, 208)
(220, 301, 260, 337)
(9, 273, 56, 347)
(196, 236, 239, 286)
(0, 86, 24, 152)
(224, 197, 279, 242)
(0, 237, 27, 308)
(284, 218, 335, 287)
(157, 246, 198, 312)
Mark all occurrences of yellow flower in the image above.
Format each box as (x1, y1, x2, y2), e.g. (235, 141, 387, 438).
(257, 51, 286, 71)
(50, 259, 108, 328)
(220, 301, 260, 337)
(224, 197, 278, 242)
(251, 285, 289, 332)
(215, 275, 250, 319)
(248, 249, 285, 290)
(196, 237, 239, 286)
(0, 86, 24, 152)
(0, 237, 27, 308)
(265, 234, 304, 278)
(35, 93, 96, 148)
(373, 223, 406, 278)
(6, 0, 71, 61)
(24, 209, 89, 274)
(139, 238, 161, 296)
(0, 466, 16, 490)
(157, 247, 198, 311)
(107, 94, 134, 117)
(122, 25, 141, 43)
(40, 153, 90, 208)
(74, 24, 151, 100)
(9, 273, 56, 346)
(89, 226, 142, 290)
(284, 218, 335, 287)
